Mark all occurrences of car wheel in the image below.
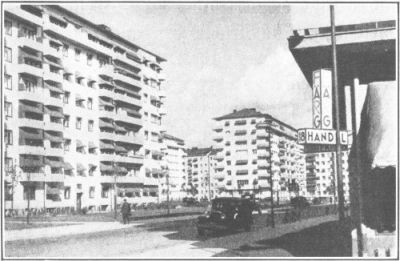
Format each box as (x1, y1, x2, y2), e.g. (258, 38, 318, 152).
(198, 228, 205, 236)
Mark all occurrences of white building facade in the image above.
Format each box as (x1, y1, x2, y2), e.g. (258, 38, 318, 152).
(212, 108, 307, 203)
(3, 4, 166, 214)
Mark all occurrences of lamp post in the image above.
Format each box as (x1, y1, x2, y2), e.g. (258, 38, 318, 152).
(166, 167, 170, 216)
(114, 168, 117, 219)
(26, 172, 31, 224)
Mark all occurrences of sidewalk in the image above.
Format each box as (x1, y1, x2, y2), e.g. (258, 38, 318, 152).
(4, 214, 198, 242)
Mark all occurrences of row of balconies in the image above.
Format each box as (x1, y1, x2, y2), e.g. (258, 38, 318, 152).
(99, 132, 143, 146)
(99, 153, 144, 165)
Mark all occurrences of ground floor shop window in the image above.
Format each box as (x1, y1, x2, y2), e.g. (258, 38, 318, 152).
(64, 187, 71, 199)
(23, 186, 35, 200)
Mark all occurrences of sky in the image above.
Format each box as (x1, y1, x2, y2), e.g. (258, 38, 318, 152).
(64, 3, 397, 148)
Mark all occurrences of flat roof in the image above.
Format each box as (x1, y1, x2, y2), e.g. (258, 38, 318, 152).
(47, 5, 166, 62)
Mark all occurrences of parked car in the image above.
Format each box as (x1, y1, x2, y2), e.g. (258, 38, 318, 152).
(196, 197, 254, 236)
(290, 196, 310, 209)
(183, 197, 199, 206)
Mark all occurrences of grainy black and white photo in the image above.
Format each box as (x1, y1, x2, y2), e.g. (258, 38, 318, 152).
(2, 1, 398, 259)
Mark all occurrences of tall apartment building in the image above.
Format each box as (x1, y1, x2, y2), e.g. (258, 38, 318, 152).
(212, 108, 306, 202)
(186, 147, 218, 200)
(3, 4, 166, 213)
(305, 151, 350, 202)
(161, 133, 187, 201)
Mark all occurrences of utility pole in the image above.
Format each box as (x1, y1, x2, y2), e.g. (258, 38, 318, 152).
(43, 169, 46, 215)
(330, 5, 345, 223)
(26, 172, 31, 224)
(207, 152, 211, 201)
(268, 125, 275, 228)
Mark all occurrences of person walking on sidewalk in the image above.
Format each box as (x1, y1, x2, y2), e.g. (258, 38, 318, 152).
(121, 199, 131, 224)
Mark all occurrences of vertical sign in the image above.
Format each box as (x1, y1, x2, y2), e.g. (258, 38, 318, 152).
(320, 69, 333, 129)
(312, 70, 322, 129)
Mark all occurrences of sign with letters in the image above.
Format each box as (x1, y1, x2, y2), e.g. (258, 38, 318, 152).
(297, 128, 348, 145)
(312, 69, 333, 129)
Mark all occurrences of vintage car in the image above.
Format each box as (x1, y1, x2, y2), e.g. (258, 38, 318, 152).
(196, 197, 254, 236)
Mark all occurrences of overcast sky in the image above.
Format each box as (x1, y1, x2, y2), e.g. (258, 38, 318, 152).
(64, 3, 396, 148)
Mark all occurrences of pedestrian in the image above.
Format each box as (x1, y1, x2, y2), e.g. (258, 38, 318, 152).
(121, 199, 131, 224)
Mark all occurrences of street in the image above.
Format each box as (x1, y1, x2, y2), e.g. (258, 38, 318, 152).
(5, 214, 342, 258)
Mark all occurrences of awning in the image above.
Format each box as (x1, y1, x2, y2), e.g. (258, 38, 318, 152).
(152, 150, 163, 157)
(45, 158, 64, 168)
(46, 187, 61, 195)
(76, 163, 86, 172)
(63, 65, 73, 75)
(114, 125, 127, 132)
(44, 32, 64, 46)
(152, 168, 163, 175)
(89, 164, 97, 170)
(20, 128, 43, 140)
(100, 163, 114, 172)
(114, 86, 140, 98)
(115, 145, 128, 153)
(88, 141, 97, 149)
(123, 108, 141, 118)
(98, 78, 114, 87)
(87, 76, 96, 83)
(126, 52, 141, 63)
(99, 120, 114, 129)
(19, 48, 42, 63)
(45, 83, 64, 94)
(115, 166, 128, 173)
(76, 140, 85, 148)
(20, 156, 43, 167)
(63, 162, 73, 170)
(236, 170, 249, 175)
(100, 141, 115, 150)
(99, 98, 114, 107)
(150, 95, 158, 102)
(44, 57, 63, 69)
(45, 107, 63, 118)
(75, 71, 85, 79)
(44, 132, 63, 142)
(19, 103, 43, 115)
(75, 94, 85, 101)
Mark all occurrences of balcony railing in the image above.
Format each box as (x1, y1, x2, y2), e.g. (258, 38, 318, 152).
(19, 145, 45, 155)
(19, 118, 44, 129)
(20, 172, 64, 183)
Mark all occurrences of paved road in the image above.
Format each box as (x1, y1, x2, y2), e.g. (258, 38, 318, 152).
(5, 214, 337, 258)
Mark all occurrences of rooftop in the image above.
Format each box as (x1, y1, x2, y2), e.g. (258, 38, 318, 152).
(214, 108, 265, 121)
(163, 133, 185, 144)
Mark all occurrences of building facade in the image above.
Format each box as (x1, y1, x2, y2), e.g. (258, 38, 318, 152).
(161, 133, 187, 201)
(3, 4, 166, 214)
(212, 108, 306, 202)
(186, 147, 217, 200)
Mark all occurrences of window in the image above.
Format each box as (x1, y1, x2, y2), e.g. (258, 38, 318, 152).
(5, 74, 12, 90)
(88, 120, 94, 132)
(23, 186, 35, 200)
(5, 102, 12, 118)
(76, 117, 82, 130)
(251, 119, 256, 124)
(63, 73, 70, 81)
(5, 158, 13, 173)
(227, 160, 231, 166)
(89, 186, 95, 198)
(62, 44, 69, 57)
(64, 139, 71, 151)
(63, 115, 70, 127)
(5, 47, 12, 63)
(101, 186, 109, 198)
(224, 121, 230, 127)
(77, 184, 82, 189)
(64, 187, 71, 199)
(87, 54, 93, 66)
(75, 48, 81, 61)
(63, 92, 70, 104)
(87, 98, 93, 110)
(5, 20, 12, 35)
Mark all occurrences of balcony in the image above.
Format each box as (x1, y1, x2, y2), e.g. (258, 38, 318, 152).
(18, 64, 43, 78)
(115, 134, 143, 146)
(213, 171, 225, 179)
(115, 155, 144, 165)
(258, 160, 270, 168)
(257, 141, 270, 149)
(258, 169, 269, 178)
(114, 111, 142, 126)
(18, 89, 44, 103)
(258, 179, 270, 188)
(117, 175, 144, 184)
(158, 72, 166, 81)
(216, 182, 225, 189)
(99, 110, 116, 120)
(6, 6, 43, 26)
(158, 107, 167, 116)
(99, 153, 115, 162)
(214, 143, 224, 151)
(99, 175, 114, 183)
(18, 36, 43, 52)
(214, 153, 224, 161)
(215, 162, 225, 170)
(158, 89, 166, 98)
(114, 92, 142, 107)
(113, 72, 142, 88)
(20, 172, 64, 183)
(19, 145, 45, 155)
(256, 131, 268, 138)
(43, 70, 63, 84)
(213, 134, 223, 142)
(44, 94, 63, 107)
(44, 120, 63, 132)
(43, 40, 61, 59)
(45, 146, 64, 157)
(99, 65, 114, 78)
(99, 131, 115, 141)
(213, 123, 223, 132)
(19, 118, 44, 129)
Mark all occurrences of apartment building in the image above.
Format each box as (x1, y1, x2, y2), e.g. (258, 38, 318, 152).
(3, 4, 166, 214)
(186, 147, 218, 200)
(212, 108, 306, 202)
(305, 151, 350, 202)
(161, 133, 187, 201)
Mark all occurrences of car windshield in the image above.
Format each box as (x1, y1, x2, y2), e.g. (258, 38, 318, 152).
(212, 200, 241, 211)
